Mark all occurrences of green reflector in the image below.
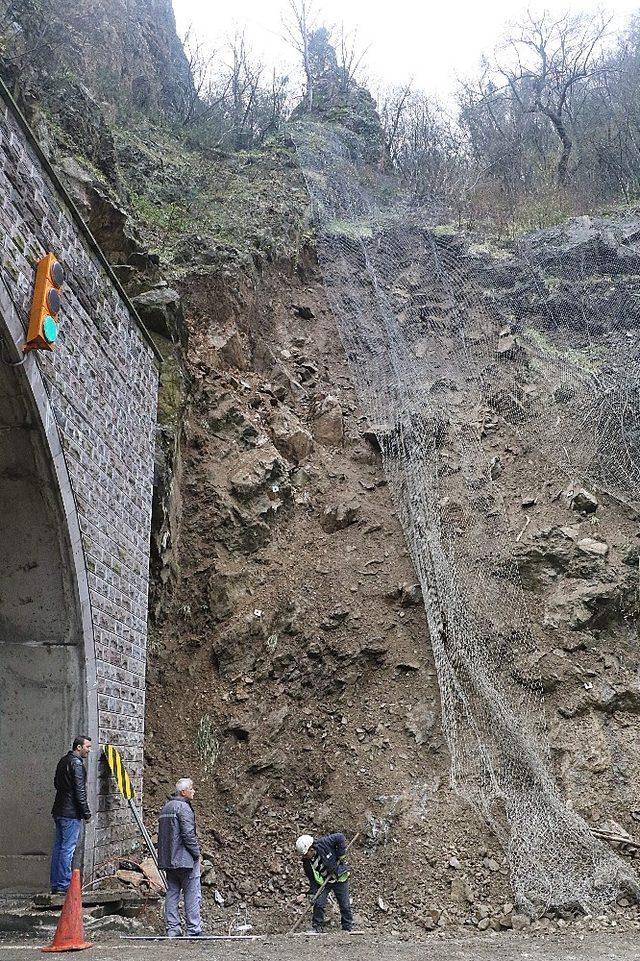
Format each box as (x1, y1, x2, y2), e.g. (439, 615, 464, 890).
(43, 315, 58, 343)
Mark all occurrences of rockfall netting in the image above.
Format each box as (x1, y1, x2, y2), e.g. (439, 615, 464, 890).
(291, 118, 640, 914)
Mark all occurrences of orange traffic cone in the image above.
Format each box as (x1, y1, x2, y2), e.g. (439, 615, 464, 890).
(41, 869, 92, 953)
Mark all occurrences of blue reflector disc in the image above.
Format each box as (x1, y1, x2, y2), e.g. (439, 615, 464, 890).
(43, 315, 58, 343)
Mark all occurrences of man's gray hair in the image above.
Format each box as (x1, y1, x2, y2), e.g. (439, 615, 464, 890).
(175, 777, 193, 793)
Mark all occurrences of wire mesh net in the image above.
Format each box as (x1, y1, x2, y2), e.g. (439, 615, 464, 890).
(291, 117, 640, 913)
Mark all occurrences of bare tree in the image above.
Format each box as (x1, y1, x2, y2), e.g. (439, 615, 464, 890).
(378, 82, 414, 163)
(494, 10, 611, 184)
(282, 0, 318, 110)
(257, 68, 291, 142)
(226, 31, 263, 149)
(192, 33, 289, 151)
(174, 29, 230, 126)
(335, 23, 369, 93)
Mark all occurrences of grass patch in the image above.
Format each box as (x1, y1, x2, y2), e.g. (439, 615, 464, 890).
(195, 715, 220, 778)
(325, 217, 374, 240)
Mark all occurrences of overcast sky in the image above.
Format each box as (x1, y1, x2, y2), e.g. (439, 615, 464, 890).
(172, 0, 639, 104)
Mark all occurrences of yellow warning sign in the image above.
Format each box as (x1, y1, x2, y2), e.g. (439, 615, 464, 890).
(103, 744, 134, 800)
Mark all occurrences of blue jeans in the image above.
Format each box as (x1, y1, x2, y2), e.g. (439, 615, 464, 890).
(50, 817, 82, 893)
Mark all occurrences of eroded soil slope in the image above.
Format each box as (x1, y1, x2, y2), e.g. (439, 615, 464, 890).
(145, 215, 640, 937)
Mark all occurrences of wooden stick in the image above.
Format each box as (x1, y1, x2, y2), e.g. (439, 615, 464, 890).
(122, 935, 265, 941)
(591, 827, 639, 848)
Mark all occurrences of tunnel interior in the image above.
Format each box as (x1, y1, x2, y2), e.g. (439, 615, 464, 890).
(0, 341, 85, 892)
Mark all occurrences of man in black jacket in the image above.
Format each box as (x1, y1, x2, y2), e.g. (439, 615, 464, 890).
(50, 736, 92, 894)
(296, 832, 353, 933)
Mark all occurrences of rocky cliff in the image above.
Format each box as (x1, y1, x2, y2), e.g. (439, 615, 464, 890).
(141, 209, 640, 936)
(3, 0, 640, 940)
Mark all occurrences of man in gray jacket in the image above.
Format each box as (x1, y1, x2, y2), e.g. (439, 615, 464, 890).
(157, 778, 202, 937)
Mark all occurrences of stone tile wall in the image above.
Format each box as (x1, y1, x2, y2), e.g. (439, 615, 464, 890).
(0, 87, 159, 871)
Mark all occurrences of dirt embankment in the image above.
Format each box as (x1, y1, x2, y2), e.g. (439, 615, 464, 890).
(145, 217, 640, 939)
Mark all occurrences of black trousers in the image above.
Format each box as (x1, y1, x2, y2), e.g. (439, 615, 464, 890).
(312, 880, 353, 930)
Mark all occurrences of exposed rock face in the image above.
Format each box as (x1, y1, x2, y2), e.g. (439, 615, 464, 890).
(523, 214, 640, 277)
(9, 0, 640, 935)
(0, 0, 193, 125)
(54, 155, 158, 282)
(144, 206, 640, 933)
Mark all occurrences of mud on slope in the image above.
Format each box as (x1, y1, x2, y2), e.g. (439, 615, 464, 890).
(145, 217, 640, 938)
(145, 256, 487, 935)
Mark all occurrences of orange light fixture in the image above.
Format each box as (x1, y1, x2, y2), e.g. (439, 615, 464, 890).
(24, 253, 64, 353)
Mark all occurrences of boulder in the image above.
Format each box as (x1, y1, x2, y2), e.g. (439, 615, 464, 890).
(496, 334, 518, 356)
(320, 608, 350, 630)
(517, 526, 609, 589)
(115, 869, 145, 889)
(569, 488, 599, 514)
(544, 579, 618, 629)
(400, 583, 423, 606)
(139, 857, 164, 894)
(133, 286, 186, 345)
(450, 876, 474, 903)
(576, 537, 608, 556)
(387, 581, 423, 607)
(210, 330, 247, 370)
(293, 304, 314, 320)
(321, 501, 360, 532)
(311, 395, 344, 446)
(405, 702, 436, 746)
(271, 414, 314, 464)
(229, 452, 290, 504)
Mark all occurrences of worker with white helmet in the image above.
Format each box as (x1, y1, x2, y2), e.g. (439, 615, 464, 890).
(296, 832, 353, 933)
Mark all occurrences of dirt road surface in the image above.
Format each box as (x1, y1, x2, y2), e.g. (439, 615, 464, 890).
(3, 930, 638, 960)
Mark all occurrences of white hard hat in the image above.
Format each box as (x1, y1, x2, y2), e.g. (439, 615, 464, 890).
(296, 834, 314, 855)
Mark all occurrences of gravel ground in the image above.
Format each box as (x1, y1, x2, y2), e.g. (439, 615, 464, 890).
(3, 930, 638, 960)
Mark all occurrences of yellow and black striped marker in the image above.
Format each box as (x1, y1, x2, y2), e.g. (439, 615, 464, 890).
(103, 744, 134, 800)
(102, 743, 166, 890)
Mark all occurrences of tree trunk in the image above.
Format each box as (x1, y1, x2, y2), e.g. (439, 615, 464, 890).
(537, 103, 573, 186)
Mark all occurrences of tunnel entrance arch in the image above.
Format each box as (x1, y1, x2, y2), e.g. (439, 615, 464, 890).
(0, 298, 97, 893)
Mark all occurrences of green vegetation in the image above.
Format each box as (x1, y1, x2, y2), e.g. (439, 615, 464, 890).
(195, 714, 220, 778)
(325, 217, 374, 240)
(116, 118, 309, 273)
(525, 326, 607, 376)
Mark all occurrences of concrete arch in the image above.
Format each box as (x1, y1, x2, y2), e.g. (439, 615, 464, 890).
(0, 276, 98, 891)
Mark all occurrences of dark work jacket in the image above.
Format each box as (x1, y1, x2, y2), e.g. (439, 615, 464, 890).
(51, 752, 90, 819)
(157, 795, 201, 872)
(303, 832, 350, 890)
